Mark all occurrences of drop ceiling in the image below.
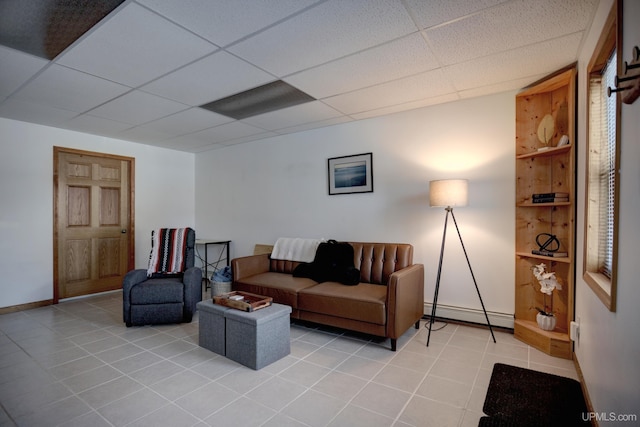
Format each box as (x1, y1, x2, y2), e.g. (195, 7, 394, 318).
(0, 0, 599, 153)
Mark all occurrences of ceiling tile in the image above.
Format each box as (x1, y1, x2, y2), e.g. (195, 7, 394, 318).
(0, 46, 48, 98)
(403, 0, 507, 29)
(134, 107, 232, 136)
(219, 132, 279, 147)
(56, 2, 216, 87)
(11, 64, 130, 112)
(137, 0, 320, 47)
(0, 1, 600, 152)
(62, 114, 133, 135)
(323, 68, 456, 115)
(445, 33, 583, 91)
(155, 135, 221, 152)
(116, 125, 173, 143)
(285, 33, 439, 99)
(275, 115, 353, 135)
(229, 0, 417, 76)
(349, 93, 460, 120)
(425, 0, 598, 66)
(0, 98, 78, 126)
(241, 101, 343, 131)
(162, 129, 278, 152)
(88, 90, 188, 125)
(187, 121, 267, 145)
(141, 51, 275, 106)
(187, 143, 226, 153)
(457, 76, 540, 100)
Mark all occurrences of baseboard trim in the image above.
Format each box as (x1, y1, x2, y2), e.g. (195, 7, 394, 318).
(424, 303, 514, 329)
(573, 352, 598, 427)
(59, 289, 121, 302)
(0, 299, 53, 315)
(0, 289, 123, 314)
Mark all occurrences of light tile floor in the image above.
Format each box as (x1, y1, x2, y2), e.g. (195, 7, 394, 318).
(0, 291, 578, 427)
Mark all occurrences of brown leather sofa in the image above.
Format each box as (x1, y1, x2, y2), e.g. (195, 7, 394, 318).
(231, 242, 424, 351)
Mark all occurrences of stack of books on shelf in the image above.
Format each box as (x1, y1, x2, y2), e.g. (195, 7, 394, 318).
(531, 249, 568, 258)
(531, 192, 569, 203)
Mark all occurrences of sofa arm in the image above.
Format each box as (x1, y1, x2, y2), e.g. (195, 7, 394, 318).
(386, 263, 425, 341)
(232, 253, 271, 281)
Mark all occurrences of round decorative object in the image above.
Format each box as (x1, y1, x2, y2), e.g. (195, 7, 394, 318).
(536, 313, 557, 331)
(537, 114, 555, 146)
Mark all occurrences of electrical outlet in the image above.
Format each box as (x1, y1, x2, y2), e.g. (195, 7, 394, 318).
(570, 317, 580, 342)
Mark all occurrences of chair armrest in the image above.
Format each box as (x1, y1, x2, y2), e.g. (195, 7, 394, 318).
(122, 269, 148, 323)
(385, 263, 425, 340)
(183, 267, 202, 321)
(123, 269, 148, 297)
(232, 254, 270, 281)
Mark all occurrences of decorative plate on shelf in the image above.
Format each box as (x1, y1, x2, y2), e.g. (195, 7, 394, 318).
(537, 114, 555, 149)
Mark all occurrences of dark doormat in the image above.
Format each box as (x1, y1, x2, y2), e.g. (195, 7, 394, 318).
(479, 363, 590, 427)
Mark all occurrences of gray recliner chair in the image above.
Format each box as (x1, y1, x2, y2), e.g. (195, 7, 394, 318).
(123, 228, 202, 327)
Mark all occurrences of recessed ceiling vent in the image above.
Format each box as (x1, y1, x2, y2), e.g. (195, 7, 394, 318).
(0, 0, 125, 60)
(199, 80, 316, 120)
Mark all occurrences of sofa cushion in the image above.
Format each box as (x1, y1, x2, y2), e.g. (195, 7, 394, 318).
(298, 281, 387, 325)
(234, 272, 317, 309)
(130, 279, 184, 304)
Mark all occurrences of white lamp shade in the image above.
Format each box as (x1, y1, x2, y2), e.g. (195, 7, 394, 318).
(429, 179, 468, 207)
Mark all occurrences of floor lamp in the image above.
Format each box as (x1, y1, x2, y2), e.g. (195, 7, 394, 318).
(427, 179, 496, 346)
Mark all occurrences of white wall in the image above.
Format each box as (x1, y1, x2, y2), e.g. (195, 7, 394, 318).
(195, 92, 516, 320)
(0, 118, 196, 308)
(574, 0, 640, 421)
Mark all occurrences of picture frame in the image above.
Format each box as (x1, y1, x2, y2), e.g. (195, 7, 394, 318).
(328, 152, 373, 195)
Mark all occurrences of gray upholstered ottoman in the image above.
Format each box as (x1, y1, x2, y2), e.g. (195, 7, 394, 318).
(197, 299, 230, 355)
(224, 303, 292, 370)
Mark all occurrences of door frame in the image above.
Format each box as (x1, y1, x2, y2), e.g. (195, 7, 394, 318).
(53, 146, 135, 303)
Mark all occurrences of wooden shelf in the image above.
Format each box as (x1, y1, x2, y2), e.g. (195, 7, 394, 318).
(517, 202, 571, 207)
(514, 65, 576, 360)
(516, 251, 571, 264)
(514, 319, 571, 359)
(516, 144, 572, 159)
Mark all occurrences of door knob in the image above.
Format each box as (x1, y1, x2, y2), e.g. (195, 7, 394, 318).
(121, 229, 127, 234)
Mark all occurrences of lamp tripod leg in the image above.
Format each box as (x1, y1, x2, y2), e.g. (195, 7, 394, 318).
(450, 210, 496, 343)
(427, 209, 449, 347)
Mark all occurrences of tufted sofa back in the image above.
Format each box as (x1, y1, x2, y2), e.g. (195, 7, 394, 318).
(269, 242, 413, 286)
(351, 242, 413, 285)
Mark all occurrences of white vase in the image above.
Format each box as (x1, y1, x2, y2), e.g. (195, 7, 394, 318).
(536, 313, 557, 331)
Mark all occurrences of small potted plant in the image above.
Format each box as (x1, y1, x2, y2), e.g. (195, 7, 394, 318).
(532, 263, 562, 331)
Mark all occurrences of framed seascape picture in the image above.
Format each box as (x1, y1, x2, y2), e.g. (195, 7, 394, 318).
(328, 152, 373, 195)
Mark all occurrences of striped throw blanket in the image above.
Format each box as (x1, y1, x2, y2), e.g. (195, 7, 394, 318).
(147, 228, 192, 276)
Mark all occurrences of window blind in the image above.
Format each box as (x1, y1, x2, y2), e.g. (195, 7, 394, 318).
(600, 51, 617, 278)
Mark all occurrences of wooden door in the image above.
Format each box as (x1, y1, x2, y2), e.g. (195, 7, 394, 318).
(53, 147, 134, 302)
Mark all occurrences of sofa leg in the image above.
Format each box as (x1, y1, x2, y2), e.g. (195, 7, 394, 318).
(390, 339, 397, 351)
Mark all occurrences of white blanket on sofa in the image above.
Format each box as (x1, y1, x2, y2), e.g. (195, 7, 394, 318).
(271, 238, 323, 263)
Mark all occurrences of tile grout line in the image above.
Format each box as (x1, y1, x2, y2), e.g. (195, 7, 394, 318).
(0, 292, 580, 427)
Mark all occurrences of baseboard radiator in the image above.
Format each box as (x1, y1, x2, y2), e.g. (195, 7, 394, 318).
(423, 303, 514, 330)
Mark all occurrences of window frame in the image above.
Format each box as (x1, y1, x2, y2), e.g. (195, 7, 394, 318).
(583, 0, 621, 312)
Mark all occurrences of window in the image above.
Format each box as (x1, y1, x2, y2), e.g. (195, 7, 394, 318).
(584, 1, 620, 311)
